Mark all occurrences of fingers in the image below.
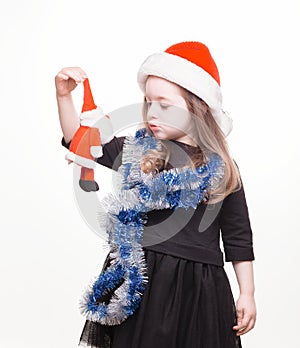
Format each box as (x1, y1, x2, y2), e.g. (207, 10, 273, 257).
(56, 72, 69, 80)
(56, 67, 88, 84)
(234, 317, 255, 336)
(233, 309, 256, 336)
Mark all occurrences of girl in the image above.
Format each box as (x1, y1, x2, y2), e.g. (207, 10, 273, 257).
(56, 41, 256, 348)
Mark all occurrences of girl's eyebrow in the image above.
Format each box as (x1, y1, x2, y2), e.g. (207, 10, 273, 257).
(145, 95, 172, 102)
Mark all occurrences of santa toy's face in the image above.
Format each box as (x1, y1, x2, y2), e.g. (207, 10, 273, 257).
(144, 76, 197, 146)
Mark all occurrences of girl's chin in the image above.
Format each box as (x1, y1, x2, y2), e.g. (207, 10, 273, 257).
(150, 128, 163, 136)
(151, 130, 166, 138)
(149, 127, 186, 141)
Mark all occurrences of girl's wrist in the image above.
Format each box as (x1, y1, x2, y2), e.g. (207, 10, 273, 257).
(239, 290, 255, 297)
(56, 92, 72, 100)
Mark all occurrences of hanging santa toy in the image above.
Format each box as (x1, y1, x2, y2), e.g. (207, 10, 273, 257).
(64, 78, 114, 192)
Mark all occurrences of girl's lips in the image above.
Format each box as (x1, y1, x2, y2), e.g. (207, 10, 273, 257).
(149, 123, 160, 130)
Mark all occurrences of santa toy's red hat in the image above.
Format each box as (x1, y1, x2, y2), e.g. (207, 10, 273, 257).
(79, 79, 113, 143)
(137, 41, 233, 137)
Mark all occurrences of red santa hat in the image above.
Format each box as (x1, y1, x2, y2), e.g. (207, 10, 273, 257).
(79, 78, 114, 146)
(137, 41, 233, 137)
(80, 79, 104, 128)
(82, 78, 97, 112)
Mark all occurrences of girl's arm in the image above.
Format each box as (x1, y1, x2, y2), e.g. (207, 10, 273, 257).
(56, 93, 80, 143)
(231, 260, 257, 336)
(218, 173, 257, 336)
(232, 260, 255, 295)
(55, 67, 87, 142)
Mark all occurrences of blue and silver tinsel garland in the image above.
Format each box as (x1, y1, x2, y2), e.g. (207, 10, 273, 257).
(79, 127, 225, 325)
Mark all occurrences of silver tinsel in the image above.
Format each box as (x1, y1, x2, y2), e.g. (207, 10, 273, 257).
(79, 127, 225, 325)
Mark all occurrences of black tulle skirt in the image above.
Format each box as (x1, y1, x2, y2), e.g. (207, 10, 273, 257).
(78, 248, 242, 348)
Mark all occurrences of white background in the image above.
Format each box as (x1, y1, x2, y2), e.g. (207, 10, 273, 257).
(0, 0, 299, 347)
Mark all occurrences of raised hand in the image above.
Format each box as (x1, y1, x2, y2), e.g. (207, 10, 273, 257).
(55, 67, 87, 97)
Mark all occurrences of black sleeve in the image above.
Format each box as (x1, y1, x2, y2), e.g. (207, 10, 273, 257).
(61, 135, 126, 172)
(219, 179, 255, 262)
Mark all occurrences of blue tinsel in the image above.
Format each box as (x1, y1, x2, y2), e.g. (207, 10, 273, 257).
(79, 127, 225, 326)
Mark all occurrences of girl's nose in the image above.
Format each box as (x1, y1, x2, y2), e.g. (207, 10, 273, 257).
(147, 102, 159, 119)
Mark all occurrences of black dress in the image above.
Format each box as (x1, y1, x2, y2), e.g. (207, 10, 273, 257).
(61, 135, 255, 348)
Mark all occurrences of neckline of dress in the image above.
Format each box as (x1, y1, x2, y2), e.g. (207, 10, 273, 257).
(170, 139, 199, 150)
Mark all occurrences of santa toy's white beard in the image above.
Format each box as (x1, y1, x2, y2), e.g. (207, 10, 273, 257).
(80, 106, 114, 144)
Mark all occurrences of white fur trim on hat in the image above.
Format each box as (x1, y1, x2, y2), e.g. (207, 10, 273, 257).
(137, 52, 233, 137)
(80, 106, 105, 127)
(212, 109, 233, 138)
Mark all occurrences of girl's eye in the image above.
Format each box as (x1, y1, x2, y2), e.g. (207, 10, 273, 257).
(145, 100, 170, 109)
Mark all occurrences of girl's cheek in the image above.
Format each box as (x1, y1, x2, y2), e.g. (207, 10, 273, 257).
(169, 108, 192, 131)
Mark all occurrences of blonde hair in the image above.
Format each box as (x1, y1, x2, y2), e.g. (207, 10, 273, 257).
(139, 84, 242, 204)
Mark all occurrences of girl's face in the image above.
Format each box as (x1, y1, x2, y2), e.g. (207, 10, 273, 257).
(145, 76, 197, 146)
